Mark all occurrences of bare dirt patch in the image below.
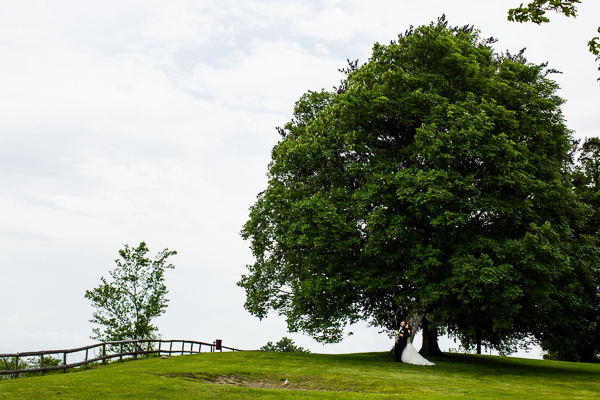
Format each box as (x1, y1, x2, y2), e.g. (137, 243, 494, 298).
(158, 372, 345, 391)
(208, 374, 293, 389)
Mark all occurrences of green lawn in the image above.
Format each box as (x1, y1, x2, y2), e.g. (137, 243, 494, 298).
(1, 351, 599, 399)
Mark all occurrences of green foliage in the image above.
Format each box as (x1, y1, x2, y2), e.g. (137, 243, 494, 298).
(575, 138, 600, 200)
(588, 28, 600, 78)
(85, 242, 177, 348)
(260, 337, 310, 353)
(508, 0, 580, 23)
(239, 17, 599, 354)
(539, 137, 600, 362)
(507, 1, 600, 81)
(1, 356, 61, 379)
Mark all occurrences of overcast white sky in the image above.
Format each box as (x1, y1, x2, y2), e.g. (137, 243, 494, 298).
(1, 0, 599, 359)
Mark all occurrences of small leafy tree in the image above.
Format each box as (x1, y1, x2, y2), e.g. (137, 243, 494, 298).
(260, 337, 310, 353)
(85, 242, 176, 350)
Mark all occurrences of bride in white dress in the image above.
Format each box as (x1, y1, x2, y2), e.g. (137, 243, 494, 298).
(401, 325, 435, 366)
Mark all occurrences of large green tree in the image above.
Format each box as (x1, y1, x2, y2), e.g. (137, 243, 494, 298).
(85, 242, 177, 349)
(239, 18, 596, 355)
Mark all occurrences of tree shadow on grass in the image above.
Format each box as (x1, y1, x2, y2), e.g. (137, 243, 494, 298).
(431, 353, 600, 380)
(327, 351, 600, 381)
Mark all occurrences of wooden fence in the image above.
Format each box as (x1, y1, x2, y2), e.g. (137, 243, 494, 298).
(0, 339, 242, 378)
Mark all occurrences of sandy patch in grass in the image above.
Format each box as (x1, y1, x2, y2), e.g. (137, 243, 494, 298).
(159, 372, 347, 391)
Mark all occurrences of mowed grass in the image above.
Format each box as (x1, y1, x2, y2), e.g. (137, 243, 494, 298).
(1, 351, 599, 399)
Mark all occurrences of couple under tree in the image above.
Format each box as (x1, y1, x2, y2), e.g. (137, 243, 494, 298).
(395, 321, 435, 366)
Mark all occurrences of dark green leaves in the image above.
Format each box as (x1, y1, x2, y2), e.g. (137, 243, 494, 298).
(239, 19, 597, 352)
(508, 1, 580, 24)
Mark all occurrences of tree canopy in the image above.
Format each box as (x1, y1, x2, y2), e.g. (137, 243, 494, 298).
(239, 18, 598, 357)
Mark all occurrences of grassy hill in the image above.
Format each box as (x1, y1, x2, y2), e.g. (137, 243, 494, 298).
(1, 351, 599, 399)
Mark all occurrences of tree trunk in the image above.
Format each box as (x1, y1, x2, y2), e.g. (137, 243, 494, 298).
(419, 318, 444, 356)
(406, 307, 425, 342)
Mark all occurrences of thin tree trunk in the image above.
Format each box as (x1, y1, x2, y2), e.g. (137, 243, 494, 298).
(475, 326, 482, 355)
(419, 318, 444, 356)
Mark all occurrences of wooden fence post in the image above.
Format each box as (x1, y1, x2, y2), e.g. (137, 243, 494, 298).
(120, 343, 123, 361)
(169, 341, 173, 355)
(14, 355, 19, 379)
(147, 341, 151, 358)
(40, 354, 44, 376)
(181, 342, 185, 356)
(63, 352, 67, 373)
(102, 343, 106, 365)
(85, 348, 88, 370)
(158, 341, 161, 357)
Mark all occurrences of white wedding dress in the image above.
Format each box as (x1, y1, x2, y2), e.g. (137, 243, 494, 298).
(401, 339, 435, 366)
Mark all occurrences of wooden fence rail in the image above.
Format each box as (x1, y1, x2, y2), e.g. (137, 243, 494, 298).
(0, 339, 242, 378)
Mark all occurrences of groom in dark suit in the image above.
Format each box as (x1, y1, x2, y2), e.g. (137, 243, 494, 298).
(395, 321, 410, 362)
